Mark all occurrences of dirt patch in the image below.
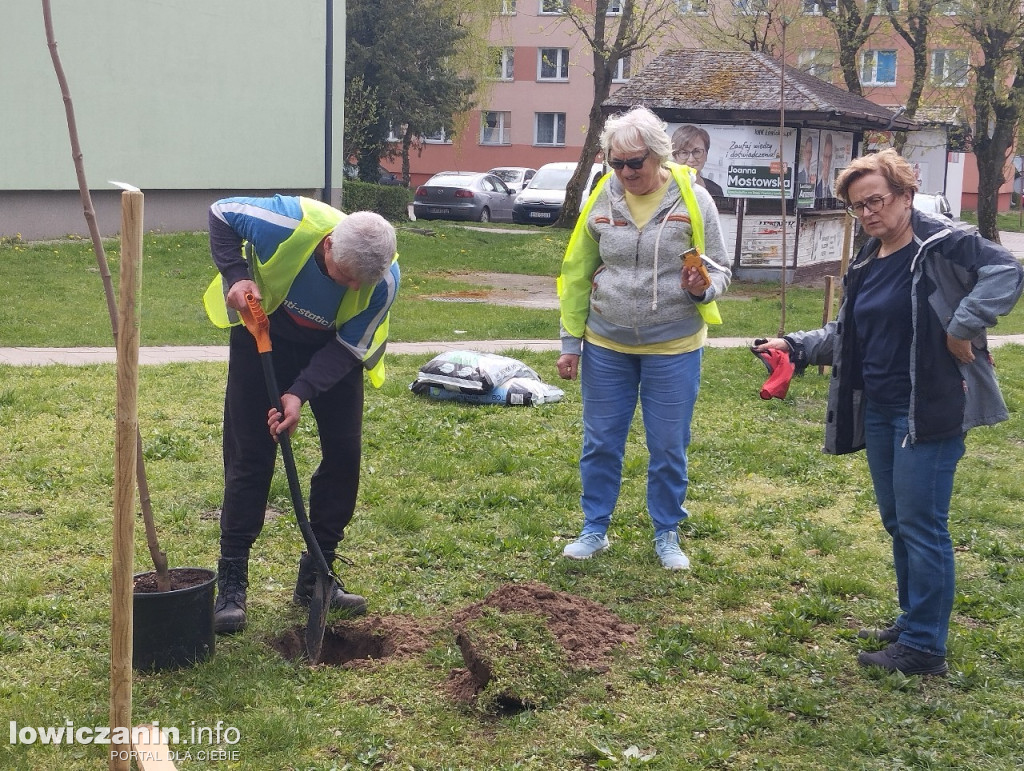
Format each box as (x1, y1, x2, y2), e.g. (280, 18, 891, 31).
(452, 581, 637, 671)
(270, 580, 636, 711)
(427, 269, 831, 310)
(446, 581, 637, 709)
(134, 567, 214, 593)
(271, 615, 437, 668)
(428, 272, 559, 310)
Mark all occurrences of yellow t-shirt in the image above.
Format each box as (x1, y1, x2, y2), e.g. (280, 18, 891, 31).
(623, 177, 672, 229)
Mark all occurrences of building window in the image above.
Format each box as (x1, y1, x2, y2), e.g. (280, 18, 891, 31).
(860, 50, 897, 85)
(500, 0, 517, 14)
(612, 55, 631, 83)
(481, 111, 512, 145)
(491, 47, 514, 81)
(873, 0, 899, 10)
(931, 49, 969, 87)
(802, 0, 837, 14)
(538, 48, 570, 80)
(422, 128, 453, 144)
(676, 0, 709, 13)
(607, 1, 623, 13)
(799, 49, 835, 81)
(935, 0, 960, 14)
(540, 0, 568, 14)
(735, 0, 770, 15)
(535, 113, 566, 146)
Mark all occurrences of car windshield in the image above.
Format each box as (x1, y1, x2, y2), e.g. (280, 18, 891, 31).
(489, 169, 519, 183)
(529, 168, 574, 190)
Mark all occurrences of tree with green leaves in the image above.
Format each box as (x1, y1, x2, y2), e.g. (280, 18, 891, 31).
(552, 0, 680, 229)
(959, 0, 1024, 240)
(345, 0, 482, 184)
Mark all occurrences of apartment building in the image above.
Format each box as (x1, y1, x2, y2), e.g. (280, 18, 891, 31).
(391, 0, 1003, 211)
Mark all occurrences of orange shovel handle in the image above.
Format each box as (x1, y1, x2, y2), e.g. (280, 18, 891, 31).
(238, 292, 272, 353)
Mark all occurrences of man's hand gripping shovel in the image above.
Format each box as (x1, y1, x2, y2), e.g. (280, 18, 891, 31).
(238, 292, 333, 665)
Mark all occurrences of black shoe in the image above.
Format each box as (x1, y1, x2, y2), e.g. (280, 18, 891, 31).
(857, 623, 903, 643)
(214, 557, 248, 635)
(292, 552, 367, 616)
(857, 643, 947, 676)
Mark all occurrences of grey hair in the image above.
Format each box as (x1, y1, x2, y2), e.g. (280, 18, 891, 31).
(328, 211, 396, 285)
(600, 106, 673, 165)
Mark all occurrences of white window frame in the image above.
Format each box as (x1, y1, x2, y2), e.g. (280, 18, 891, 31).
(492, 47, 514, 81)
(799, 49, 835, 81)
(481, 111, 512, 145)
(612, 55, 631, 83)
(539, 0, 568, 14)
(607, 1, 623, 14)
(802, 0, 836, 14)
(736, 0, 770, 15)
(500, 0, 517, 14)
(538, 48, 570, 81)
(421, 128, 453, 144)
(930, 49, 969, 87)
(874, 0, 899, 11)
(535, 112, 566, 146)
(935, 0, 960, 14)
(676, 0, 709, 14)
(860, 50, 897, 86)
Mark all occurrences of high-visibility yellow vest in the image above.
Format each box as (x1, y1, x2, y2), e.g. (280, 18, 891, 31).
(203, 197, 392, 387)
(557, 162, 721, 337)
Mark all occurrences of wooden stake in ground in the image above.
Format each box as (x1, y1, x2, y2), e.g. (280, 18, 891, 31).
(111, 189, 143, 771)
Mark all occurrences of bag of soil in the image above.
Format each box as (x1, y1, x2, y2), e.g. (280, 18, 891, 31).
(411, 350, 540, 394)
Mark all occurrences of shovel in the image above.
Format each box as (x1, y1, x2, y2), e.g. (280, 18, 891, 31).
(238, 292, 333, 664)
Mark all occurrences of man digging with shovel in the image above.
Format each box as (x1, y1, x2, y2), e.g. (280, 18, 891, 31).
(203, 195, 399, 635)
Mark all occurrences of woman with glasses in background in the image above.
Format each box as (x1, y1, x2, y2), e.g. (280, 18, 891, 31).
(754, 149, 1022, 676)
(556, 106, 730, 570)
(671, 124, 724, 197)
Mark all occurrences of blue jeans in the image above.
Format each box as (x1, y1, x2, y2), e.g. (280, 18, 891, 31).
(578, 342, 702, 537)
(864, 400, 965, 657)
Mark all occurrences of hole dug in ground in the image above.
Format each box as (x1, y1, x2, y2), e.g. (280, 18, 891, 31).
(272, 581, 637, 714)
(270, 615, 435, 667)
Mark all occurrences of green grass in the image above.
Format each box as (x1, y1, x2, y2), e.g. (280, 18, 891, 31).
(6, 224, 1022, 348)
(2, 349, 1024, 769)
(1, 226, 1023, 769)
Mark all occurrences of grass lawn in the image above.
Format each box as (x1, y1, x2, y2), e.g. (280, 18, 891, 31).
(0, 226, 1023, 769)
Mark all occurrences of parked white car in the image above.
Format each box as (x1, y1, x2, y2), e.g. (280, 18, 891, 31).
(487, 167, 537, 194)
(913, 192, 954, 219)
(512, 162, 607, 225)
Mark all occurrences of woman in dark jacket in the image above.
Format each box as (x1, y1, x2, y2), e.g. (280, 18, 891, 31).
(755, 149, 1023, 676)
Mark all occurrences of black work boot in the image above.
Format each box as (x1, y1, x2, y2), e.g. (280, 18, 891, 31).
(292, 551, 367, 616)
(214, 557, 248, 634)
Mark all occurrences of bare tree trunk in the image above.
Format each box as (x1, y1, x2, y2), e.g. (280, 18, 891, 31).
(42, 0, 169, 589)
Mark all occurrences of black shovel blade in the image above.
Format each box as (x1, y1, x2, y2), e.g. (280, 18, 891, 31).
(304, 570, 333, 664)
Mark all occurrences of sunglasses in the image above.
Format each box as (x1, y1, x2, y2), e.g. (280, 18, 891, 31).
(608, 150, 650, 171)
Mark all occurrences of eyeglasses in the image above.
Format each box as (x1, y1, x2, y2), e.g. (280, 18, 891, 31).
(846, 193, 894, 218)
(608, 151, 650, 171)
(674, 147, 706, 161)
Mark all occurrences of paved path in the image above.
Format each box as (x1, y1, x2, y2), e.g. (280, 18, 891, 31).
(4, 335, 1024, 366)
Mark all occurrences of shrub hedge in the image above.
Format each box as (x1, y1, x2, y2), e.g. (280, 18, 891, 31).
(341, 178, 412, 222)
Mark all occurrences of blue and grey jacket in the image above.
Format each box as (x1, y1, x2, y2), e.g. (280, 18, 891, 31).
(785, 210, 1023, 455)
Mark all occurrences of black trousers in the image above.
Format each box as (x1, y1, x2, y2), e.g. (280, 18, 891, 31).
(219, 325, 363, 560)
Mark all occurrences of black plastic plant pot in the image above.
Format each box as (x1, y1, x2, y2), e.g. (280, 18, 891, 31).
(132, 567, 216, 672)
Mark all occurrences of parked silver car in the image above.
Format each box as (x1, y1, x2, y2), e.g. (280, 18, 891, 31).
(413, 172, 516, 223)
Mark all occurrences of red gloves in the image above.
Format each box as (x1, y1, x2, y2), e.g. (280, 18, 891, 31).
(751, 347, 795, 400)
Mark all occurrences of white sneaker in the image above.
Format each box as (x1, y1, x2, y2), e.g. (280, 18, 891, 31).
(562, 532, 610, 560)
(654, 531, 690, 570)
